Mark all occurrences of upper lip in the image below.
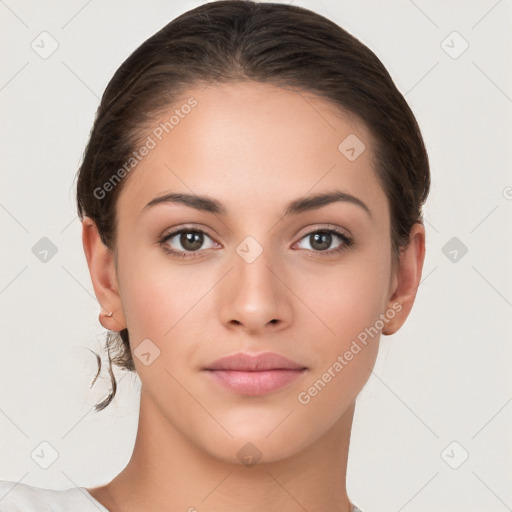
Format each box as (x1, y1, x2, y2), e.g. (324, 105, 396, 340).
(204, 352, 306, 371)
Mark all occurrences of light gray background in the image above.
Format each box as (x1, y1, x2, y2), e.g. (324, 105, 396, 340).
(1, 1, 511, 511)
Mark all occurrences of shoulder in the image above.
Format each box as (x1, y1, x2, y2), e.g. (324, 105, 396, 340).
(0, 480, 108, 512)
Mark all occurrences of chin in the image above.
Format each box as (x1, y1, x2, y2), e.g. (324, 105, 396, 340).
(194, 417, 321, 467)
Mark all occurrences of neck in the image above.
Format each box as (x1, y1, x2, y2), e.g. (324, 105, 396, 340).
(97, 389, 355, 512)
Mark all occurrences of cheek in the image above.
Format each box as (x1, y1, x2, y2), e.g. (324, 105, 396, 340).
(302, 273, 383, 393)
(294, 243, 391, 389)
(298, 250, 391, 343)
(116, 241, 192, 331)
(115, 246, 215, 378)
(291, 268, 387, 429)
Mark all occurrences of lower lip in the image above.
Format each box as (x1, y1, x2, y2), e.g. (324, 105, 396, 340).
(205, 369, 307, 396)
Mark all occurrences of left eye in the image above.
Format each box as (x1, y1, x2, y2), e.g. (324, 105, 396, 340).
(294, 229, 350, 253)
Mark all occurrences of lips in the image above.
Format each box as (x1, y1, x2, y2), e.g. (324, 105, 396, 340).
(205, 352, 306, 371)
(203, 352, 307, 396)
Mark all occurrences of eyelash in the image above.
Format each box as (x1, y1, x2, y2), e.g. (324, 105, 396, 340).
(157, 225, 353, 260)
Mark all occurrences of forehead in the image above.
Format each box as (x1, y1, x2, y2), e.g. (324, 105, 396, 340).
(116, 81, 387, 223)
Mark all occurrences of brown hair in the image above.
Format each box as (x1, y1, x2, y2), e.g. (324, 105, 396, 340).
(75, 0, 430, 411)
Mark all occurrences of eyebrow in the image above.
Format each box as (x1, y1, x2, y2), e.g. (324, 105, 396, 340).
(141, 190, 371, 218)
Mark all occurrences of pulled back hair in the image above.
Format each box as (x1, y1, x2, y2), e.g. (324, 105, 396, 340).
(75, 0, 430, 411)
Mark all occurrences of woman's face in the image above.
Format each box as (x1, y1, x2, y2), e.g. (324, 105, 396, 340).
(93, 82, 420, 464)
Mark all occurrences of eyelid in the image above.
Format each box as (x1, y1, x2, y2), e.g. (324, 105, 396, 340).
(159, 223, 217, 241)
(159, 223, 350, 244)
(295, 223, 352, 239)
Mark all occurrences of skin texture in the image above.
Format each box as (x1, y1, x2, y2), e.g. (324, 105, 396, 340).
(82, 81, 425, 512)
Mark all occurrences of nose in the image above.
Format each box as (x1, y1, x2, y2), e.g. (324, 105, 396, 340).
(218, 245, 292, 335)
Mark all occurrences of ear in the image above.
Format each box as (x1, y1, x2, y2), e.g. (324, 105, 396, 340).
(382, 223, 426, 335)
(82, 216, 126, 332)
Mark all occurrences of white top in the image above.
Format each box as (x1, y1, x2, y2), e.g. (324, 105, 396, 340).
(0, 481, 109, 512)
(0, 480, 364, 511)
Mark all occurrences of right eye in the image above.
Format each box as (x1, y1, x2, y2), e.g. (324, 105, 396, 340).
(158, 228, 219, 258)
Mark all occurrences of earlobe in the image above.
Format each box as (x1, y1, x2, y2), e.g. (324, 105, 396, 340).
(82, 216, 127, 332)
(382, 223, 426, 336)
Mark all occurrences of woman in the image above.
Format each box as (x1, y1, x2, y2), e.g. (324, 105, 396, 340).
(0, 1, 429, 510)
